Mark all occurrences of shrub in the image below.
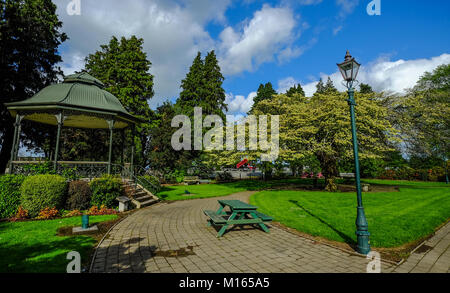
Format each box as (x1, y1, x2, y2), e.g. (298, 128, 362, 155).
(60, 167, 80, 181)
(215, 172, 233, 182)
(378, 166, 448, 182)
(139, 175, 161, 194)
(63, 209, 82, 217)
(22, 162, 54, 175)
(89, 175, 122, 208)
(360, 158, 384, 178)
(0, 175, 26, 219)
(11, 206, 29, 221)
(163, 169, 185, 184)
(20, 174, 67, 218)
(36, 207, 59, 220)
(66, 180, 92, 210)
(87, 205, 117, 215)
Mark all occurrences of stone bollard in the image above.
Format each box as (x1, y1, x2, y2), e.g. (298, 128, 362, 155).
(117, 196, 131, 212)
(362, 184, 370, 192)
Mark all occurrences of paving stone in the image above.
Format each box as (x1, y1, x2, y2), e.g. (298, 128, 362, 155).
(89, 191, 450, 274)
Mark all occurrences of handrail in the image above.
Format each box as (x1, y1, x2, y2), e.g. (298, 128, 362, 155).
(110, 164, 159, 198)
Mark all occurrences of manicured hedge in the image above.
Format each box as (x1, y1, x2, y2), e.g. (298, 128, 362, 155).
(0, 175, 26, 219)
(20, 174, 67, 218)
(89, 175, 122, 208)
(65, 180, 92, 210)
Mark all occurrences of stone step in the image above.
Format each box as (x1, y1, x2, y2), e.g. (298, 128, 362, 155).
(125, 187, 144, 194)
(131, 198, 158, 209)
(121, 179, 159, 209)
(135, 195, 153, 202)
(134, 190, 148, 198)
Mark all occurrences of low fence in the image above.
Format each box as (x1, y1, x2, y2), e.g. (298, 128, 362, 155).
(9, 161, 132, 179)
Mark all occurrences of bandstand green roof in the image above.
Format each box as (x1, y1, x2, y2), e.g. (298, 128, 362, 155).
(5, 72, 141, 129)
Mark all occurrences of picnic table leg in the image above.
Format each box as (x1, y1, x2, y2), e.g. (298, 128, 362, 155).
(217, 212, 237, 237)
(250, 212, 270, 233)
(216, 204, 227, 215)
(237, 212, 246, 220)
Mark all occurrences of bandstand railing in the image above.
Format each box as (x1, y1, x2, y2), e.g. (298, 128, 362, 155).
(9, 160, 160, 197)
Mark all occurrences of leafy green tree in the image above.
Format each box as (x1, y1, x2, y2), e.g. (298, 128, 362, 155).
(324, 77, 338, 94)
(60, 36, 155, 167)
(286, 84, 305, 97)
(250, 82, 277, 113)
(0, 0, 67, 173)
(415, 64, 450, 91)
(359, 83, 374, 94)
(395, 64, 449, 165)
(177, 52, 205, 116)
(148, 102, 190, 171)
(315, 78, 325, 94)
(175, 51, 227, 158)
(253, 92, 397, 191)
(203, 50, 228, 119)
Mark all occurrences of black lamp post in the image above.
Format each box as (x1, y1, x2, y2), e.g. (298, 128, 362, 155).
(337, 51, 371, 255)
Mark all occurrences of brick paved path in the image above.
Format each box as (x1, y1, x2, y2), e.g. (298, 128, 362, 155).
(393, 221, 450, 273)
(91, 191, 397, 273)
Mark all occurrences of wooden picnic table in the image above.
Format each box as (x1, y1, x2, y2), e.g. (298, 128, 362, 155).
(203, 199, 273, 237)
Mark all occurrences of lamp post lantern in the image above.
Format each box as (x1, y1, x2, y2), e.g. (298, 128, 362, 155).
(337, 50, 371, 255)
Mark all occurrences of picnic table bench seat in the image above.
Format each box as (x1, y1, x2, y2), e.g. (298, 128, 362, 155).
(203, 210, 227, 224)
(251, 211, 273, 222)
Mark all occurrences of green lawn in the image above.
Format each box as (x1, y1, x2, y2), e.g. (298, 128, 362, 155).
(250, 181, 450, 248)
(0, 215, 117, 273)
(362, 178, 449, 188)
(156, 178, 327, 201)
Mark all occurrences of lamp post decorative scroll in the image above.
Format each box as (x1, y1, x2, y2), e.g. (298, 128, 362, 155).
(337, 50, 371, 255)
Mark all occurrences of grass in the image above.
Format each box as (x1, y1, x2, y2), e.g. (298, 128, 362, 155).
(156, 178, 328, 201)
(362, 178, 449, 188)
(0, 215, 117, 273)
(250, 180, 450, 248)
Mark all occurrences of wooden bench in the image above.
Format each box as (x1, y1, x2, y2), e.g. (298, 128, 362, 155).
(203, 210, 227, 225)
(184, 176, 200, 185)
(251, 211, 273, 222)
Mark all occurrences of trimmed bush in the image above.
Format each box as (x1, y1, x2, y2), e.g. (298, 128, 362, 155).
(0, 175, 26, 219)
(89, 175, 123, 208)
(66, 180, 92, 210)
(20, 174, 67, 218)
(139, 175, 161, 194)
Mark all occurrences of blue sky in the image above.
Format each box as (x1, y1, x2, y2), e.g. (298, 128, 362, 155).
(54, 0, 450, 117)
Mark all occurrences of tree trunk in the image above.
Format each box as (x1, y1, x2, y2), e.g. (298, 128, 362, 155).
(0, 121, 15, 174)
(316, 152, 339, 192)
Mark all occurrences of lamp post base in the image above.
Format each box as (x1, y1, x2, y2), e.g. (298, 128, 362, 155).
(356, 207, 371, 255)
(356, 231, 371, 255)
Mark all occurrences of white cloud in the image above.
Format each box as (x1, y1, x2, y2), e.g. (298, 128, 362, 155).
(292, 53, 450, 97)
(53, 0, 231, 107)
(225, 92, 257, 115)
(277, 77, 300, 94)
(58, 50, 85, 75)
(218, 4, 300, 75)
(278, 47, 304, 64)
(333, 25, 343, 35)
(299, 0, 323, 5)
(336, 0, 360, 19)
(53, 1, 303, 108)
